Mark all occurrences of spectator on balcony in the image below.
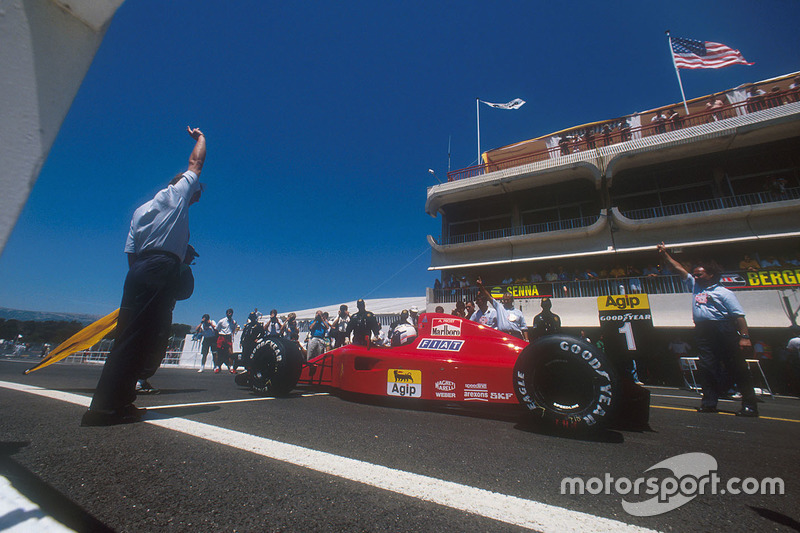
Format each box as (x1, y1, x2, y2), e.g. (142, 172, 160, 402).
(530, 271, 543, 283)
(459, 276, 469, 288)
(619, 120, 631, 142)
(767, 86, 785, 108)
(789, 75, 800, 103)
(765, 176, 788, 198)
(783, 253, 800, 267)
(666, 108, 682, 130)
(544, 268, 558, 282)
(642, 264, 659, 277)
(514, 275, 529, 284)
(610, 265, 626, 278)
(658, 262, 675, 276)
(558, 136, 570, 156)
(705, 94, 727, 121)
(581, 267, 598, 280)
(434, 278, 442, 291)
(601, 123, 613, 146)
(650, 111, 667, 134)
(745, 85, 766, 113)
(557, 266, 570, 282)
(502, 275, 514, 285)
(760, 255, 781, 268)
(598, 266, 610, 278)
(739, 254, 761, 272)
(585, 128, 596, 149)
(444, 273, 456, 289)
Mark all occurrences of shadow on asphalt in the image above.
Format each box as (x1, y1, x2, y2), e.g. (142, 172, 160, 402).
(748, 506, 800, 532)
(59, 387, 207, 396)
(143, 405, 221, 419)
(0, 441, 114, 533)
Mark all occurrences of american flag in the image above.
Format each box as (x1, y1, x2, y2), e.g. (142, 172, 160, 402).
(671, 37, 753, 69)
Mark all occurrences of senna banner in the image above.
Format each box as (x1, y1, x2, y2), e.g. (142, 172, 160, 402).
(722, 269, 800, 289)
(489, 284, 553, 299)
(24, 308, 119, 374)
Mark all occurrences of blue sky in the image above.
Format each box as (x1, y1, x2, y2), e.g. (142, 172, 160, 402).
(1, 0, 798, 326)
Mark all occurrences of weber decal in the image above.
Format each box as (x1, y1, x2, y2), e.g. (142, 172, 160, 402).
(387, 369, 422, 398)
(417, 338, 465, 352)
(431, 318, 462, 337)
(434, 379, 457, 398)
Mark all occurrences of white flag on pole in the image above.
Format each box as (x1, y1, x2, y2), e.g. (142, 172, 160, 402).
(480, 98, 526, 110)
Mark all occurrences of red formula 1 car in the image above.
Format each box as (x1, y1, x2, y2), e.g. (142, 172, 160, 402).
(242, 313, 650, 433)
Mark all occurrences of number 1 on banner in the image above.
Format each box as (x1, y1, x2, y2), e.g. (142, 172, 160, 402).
(618, 322, 637, 350)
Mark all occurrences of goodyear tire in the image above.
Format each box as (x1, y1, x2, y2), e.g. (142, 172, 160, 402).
(513, 334, 620, 431)
(249, 337, 303, 396)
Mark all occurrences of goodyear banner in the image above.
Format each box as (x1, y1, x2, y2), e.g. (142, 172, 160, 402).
(597, 294, 654, 361)
(722, 269, 800, 289)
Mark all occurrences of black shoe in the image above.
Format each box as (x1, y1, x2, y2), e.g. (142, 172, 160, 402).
(135, 379, 160, 395)
(736, 406, 759, 418)
(697, 406, 717, 413)
(81, 404, 144, 427)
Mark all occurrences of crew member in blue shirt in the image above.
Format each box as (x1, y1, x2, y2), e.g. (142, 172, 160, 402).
(82, 127, 207, 426)
(658, 243, 758, 417)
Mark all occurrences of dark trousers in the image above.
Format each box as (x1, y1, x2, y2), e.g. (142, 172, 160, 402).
(90, 253, 178, 411)
(694, 320, 757, 409)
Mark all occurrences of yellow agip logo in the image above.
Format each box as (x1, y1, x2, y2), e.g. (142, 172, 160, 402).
(597, 294, 650, 311)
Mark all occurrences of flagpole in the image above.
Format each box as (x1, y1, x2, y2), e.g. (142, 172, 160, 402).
(667, 30, 690, 115)
(476, 98, 481, 167)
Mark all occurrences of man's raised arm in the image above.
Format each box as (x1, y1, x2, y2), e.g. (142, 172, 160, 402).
(187, 126, 206, 175)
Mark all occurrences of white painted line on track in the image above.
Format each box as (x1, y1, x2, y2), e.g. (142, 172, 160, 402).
(145, 392, 329, 410)
(0, 381, 658, 533)
(0, 476, 76, 533)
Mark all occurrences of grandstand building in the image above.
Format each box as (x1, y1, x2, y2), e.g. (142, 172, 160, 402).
(424, 72, 800, 379)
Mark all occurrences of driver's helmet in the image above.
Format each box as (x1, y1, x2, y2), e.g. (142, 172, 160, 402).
(391, 323, 418, 347)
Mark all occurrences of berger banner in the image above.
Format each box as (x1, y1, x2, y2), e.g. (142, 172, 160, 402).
(722, 269, 800, 289)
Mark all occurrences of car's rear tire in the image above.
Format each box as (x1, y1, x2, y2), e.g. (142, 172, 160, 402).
(513, 334, 620, 431)
(249, 337, 303, 396)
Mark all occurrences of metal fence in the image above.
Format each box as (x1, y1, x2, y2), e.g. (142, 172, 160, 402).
(446, 89, 799, 182)
(620, 187, 800, 220)
(433, 275, 689, 304)
(436, 214, 600, 246)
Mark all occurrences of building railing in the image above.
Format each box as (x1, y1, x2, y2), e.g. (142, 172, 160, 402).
(446, 89, 799, 182)
(619, 187, 800, 220)
(436, 214, 600, 246)
(433, 275, 689, 304)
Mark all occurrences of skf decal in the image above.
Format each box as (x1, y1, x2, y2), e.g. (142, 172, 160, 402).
(431, 318, 462, 337)
(597, 294, 650, 311)
(418, 338, 465, 352)
(387, 369, 422, 398)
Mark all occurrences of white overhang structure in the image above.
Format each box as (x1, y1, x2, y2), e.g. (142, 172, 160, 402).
(0, 0, 124, 257)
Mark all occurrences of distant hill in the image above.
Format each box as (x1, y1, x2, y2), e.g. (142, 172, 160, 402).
(0, 307, 100, 325)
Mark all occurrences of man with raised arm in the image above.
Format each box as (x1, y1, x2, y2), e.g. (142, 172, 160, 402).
(657, 242, 759, 417)
(82, 127, 207, 426)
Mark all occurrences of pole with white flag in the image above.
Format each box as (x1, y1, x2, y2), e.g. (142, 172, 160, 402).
(476, 98, 481, 166)
(476, 97, 526, 168)
(666, 31, 691, 115)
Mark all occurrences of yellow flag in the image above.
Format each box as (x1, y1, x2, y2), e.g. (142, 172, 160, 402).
(24, 308, 119, 374)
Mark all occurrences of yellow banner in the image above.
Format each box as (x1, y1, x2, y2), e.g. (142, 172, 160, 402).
(24, 308, 119, 374)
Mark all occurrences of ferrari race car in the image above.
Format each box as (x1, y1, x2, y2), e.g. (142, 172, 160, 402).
(241, 313, 650, 433)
